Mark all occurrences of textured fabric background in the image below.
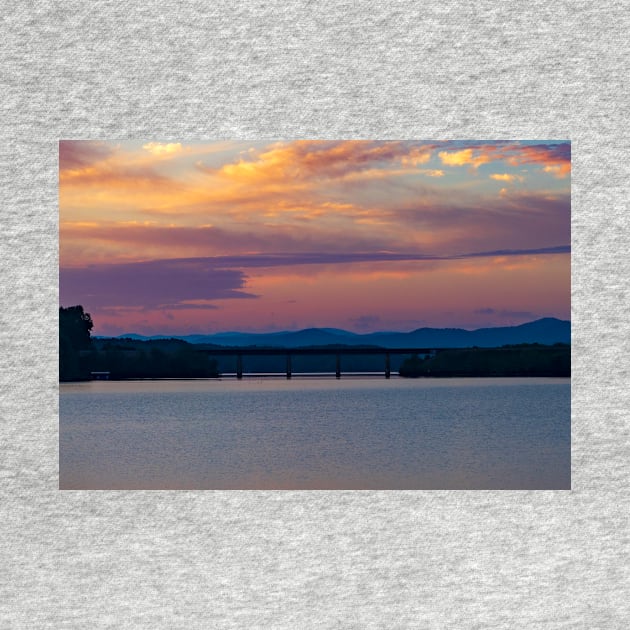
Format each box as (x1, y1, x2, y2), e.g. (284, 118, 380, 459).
(1, 1, 629, 627)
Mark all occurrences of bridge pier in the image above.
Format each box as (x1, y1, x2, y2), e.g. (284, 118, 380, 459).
(201, 347, 436, 379)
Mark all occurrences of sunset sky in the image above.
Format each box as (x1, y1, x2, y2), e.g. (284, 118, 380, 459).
(59, 140, 570, 336)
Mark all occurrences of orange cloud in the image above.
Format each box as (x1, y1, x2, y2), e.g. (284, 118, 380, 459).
(438, 148, 493, 169)
(59, 141, 449, 231)
(502, 143, 571, 178)
(210, 141, 439, 184)
(59, 140, 570, 276)
(437, 142, 570, 179)
(338, 167, 440, 182)
(400, 148, 432, 166)
(490, 173, 525, 183)
(59, 141, 187, 207)
(543, 164, 572, 178)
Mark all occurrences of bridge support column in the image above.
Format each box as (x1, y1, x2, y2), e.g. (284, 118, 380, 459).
(236, 354, 243, 379)
(286, 354, 292, 379)
(335, 354, 341, 379)
(385, 352, 391, 379)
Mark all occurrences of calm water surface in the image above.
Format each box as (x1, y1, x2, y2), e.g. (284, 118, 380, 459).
(59, 377, 570, 489)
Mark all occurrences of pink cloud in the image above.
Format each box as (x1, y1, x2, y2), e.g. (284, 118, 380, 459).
(59, 140, 115, 170)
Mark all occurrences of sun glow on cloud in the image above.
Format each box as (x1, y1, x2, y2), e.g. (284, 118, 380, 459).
(544, 164, 572, 178)
(439, 148, 493, 169)
(490, 173, 525, 183)
(59, 140, 570, 334)
(143, 142, 183, 156)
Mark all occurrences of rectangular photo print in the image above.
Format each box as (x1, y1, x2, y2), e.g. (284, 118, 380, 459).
(59, 140, 570, 489)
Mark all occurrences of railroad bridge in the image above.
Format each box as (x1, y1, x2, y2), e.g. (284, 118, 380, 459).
(199, 347, 437, 379)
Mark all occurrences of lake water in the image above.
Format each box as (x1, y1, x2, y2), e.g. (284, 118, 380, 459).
(59, 377, 570, 490)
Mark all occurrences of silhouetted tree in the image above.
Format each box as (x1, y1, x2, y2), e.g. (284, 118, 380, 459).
(59, 305, 93, 380)
(60, 305, 93, 349)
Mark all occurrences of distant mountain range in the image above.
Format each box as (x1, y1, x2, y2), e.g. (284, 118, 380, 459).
(108, 318, 570, 348)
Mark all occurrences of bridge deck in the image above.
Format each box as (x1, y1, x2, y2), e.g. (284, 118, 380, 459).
(198, 347, 437, 379)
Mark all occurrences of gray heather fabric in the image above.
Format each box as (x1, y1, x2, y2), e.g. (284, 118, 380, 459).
(1, 2, 629, 628)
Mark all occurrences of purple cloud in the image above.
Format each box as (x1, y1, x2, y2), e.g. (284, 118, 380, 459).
(169, 245, 569, 269)
(60, 245, 569, 314)
(60, 259, 257, 311)
(392, 191, 570, 254)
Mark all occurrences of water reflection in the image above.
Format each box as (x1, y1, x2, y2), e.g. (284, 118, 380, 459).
(60, 377, 570, 490)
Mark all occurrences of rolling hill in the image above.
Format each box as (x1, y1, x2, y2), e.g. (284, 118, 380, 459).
(109, 318, 570, 348)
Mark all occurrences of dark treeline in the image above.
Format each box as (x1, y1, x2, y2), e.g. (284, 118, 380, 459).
(86, 338, 219, 379)
(59, 306, 218, 380)
(60, 305, 570, 381)
(398, 344, 570, 378)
